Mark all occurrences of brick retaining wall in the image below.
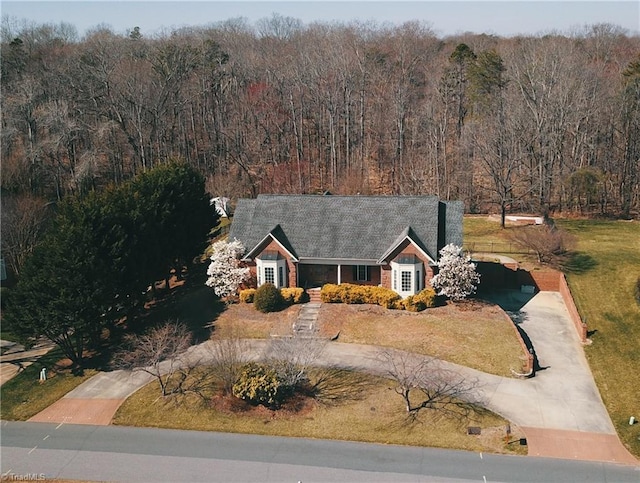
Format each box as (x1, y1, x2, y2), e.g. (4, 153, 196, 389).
(478, 263, 588, 343)
(528, 270, 561, 291)
(559, 274, 589, 343)
(501, 309, 534, 375)
(530, 269, 588, 343)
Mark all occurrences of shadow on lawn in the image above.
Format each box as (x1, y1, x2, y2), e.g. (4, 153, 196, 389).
(90, 263, 227, 371)
(127, 263, 226, 343)
(311, 367, 380, 406)
(562, 251, 598, 274)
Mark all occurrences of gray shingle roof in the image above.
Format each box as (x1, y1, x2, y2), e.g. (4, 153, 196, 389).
(228, 195, 463, 263)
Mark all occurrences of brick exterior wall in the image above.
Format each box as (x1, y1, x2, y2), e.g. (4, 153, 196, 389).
(251, 236, 435, 294)
(381, 265, 391, 288)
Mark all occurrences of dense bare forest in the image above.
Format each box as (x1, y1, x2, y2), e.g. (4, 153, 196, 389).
(2, 17, 639, 219)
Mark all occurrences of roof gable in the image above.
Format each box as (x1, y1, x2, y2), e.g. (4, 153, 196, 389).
(377, 226, 436, 264)
(243, 224, 298, 261)
(229, 195, 462, 262)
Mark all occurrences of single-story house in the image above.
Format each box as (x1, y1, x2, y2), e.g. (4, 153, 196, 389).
(228, 194, 463, 297)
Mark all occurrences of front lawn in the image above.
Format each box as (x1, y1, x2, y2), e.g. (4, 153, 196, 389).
(114, 368, 526, 455)
(212, 302, 526, 378)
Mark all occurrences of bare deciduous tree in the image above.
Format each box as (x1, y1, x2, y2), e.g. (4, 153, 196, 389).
(0, 194, 51, 276)
(2, 21, 639, 216)
(508, 224, 576, 265)
(206, 337, 249, 395)
(113, 321, 193, 397)
(266, 336, 327, 389)
(379, 349, 482, 421)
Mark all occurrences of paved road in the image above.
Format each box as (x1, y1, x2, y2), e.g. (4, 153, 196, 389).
(2, 421, 639, 483)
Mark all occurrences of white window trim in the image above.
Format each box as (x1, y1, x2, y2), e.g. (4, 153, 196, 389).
(391, 260, 423, 297)
(256, 258, 288, 289)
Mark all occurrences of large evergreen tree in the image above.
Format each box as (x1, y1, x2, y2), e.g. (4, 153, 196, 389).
(5, 196, 114, 369)
(4, 162, 216, 369)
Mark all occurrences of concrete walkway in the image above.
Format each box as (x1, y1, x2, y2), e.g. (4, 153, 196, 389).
(27, 292, 638, 466)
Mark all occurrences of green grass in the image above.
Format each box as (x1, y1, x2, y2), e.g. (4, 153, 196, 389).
(557, 219, 640, 457)
(463, 215, 538, 266)
(114, 368, 526, 455)
(0, 348, 95, 420)
(464, 215, 512, 244)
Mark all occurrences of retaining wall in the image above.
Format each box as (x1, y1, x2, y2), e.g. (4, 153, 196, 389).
(500, 309, 534, 375)
(531, 269, 587, 343)
(477, 263, 588, 343)
(559, 274, 589, 343)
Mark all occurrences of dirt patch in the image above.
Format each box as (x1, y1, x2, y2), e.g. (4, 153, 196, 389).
(477, 424, 527, 455)
(209, 391, 317, 419)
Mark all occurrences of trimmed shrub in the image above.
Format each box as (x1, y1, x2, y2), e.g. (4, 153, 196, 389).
(370, 286, 402, 308)
(320, 283, 401, 309)
(343, 285, 366, 304)
(320, 284, 343, 303)
(403, 295, 418, 312)
(391, 298, 405, 310)
(253, 283, 284, 313)
(405, 288, 437, 312)
(320, 283, 434, 311)
(232, 362, 283, 407)
(239, 288, 256, 303)
(281, 287, 309, 305)
(408, 290, 435, 311)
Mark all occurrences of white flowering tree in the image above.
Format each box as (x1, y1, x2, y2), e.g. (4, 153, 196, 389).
(205, 239, 250, 298)
(431, 244, 480, 302)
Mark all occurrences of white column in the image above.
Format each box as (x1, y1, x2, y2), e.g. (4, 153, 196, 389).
(337, 264, 341, 285)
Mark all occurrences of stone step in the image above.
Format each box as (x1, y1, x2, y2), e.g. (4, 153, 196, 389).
(298, 316, 317, 321)
(292, 301, 322, 337)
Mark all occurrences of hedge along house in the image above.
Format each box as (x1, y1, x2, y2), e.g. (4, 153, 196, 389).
(228, 194, 463, 298)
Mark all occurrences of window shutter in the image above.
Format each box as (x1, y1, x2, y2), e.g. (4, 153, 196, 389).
(352, 266, 357, 281)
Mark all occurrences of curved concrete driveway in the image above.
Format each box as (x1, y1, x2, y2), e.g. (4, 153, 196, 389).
(28, 292, 638, 465)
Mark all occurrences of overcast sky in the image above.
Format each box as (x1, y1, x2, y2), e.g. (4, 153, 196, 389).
(2, 1, 639, 38)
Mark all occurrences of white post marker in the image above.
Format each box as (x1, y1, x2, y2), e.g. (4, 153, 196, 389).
(39, 367, 47, 382)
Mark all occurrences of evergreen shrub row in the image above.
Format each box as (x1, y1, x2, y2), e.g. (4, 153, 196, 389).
(320, 283, 436, 311)
(239, 287, 308, 306)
